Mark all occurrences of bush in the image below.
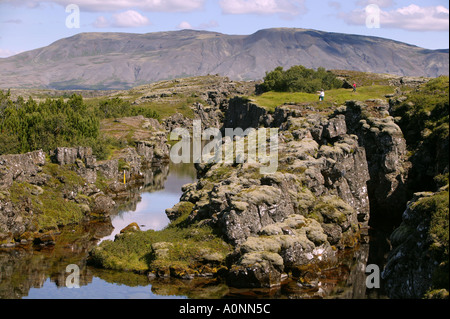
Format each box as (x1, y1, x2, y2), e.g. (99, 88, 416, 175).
(96, 97, 160, 120)
(0, 92, 159, 158)
(0, 92, 99, 155)
(257, 65, 343, 94)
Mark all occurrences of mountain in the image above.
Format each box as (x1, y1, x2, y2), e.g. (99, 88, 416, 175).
(0, 28, 448, 90)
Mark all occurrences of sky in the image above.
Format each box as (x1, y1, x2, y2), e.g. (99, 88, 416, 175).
(0, 0, 449, 58)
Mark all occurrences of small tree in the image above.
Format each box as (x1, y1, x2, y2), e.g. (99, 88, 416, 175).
(258, 65, 343, 93)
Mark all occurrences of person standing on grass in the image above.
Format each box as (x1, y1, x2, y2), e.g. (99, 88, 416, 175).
(353, 82, 357, 92)
(318, 89, 325, 101)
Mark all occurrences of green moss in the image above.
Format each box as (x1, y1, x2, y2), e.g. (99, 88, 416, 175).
(9, 182, 33, 205)
(310, 196, 351, 225)
(89, 224, 232, 274)
(204, 164, 233, 182)
(94, 172, 109, 193)
(391, 76, 449, 150)
(9, 161, 89, 231)
(9, 180, 84, 231)
(434, 173, 449, 188)
(170, 201, 195, 227)
(42, 163, 85, 190)
(412, 190, 449, 292)
(36, 187, 84, 229)
(117, 158, 129, 171)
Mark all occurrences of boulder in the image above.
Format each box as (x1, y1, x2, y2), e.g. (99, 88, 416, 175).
(52, 146, 95, 167)
(0, 150, 46, 188)
(96, 159, 119, 180)
(120, 222, 141, 233)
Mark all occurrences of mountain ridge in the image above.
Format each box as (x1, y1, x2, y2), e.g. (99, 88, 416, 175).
(0, 28, 448, 90)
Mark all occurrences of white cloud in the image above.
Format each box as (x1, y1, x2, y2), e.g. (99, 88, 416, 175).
(112, 10, 151, 27)
(220, 0, 306, 17)
(177, 21, 193, 29)
(341, 4, 449, 31)
(176, 20, 219, 30)
(92, 10, 151, 28)
(93, 16, 110, 28)
(0, 48, 22, 58)
(1, 0, 205, 12)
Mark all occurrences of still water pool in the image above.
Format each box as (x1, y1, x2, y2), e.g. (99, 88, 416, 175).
(1, 163, 196, 299)
(1, 163, 375, 299)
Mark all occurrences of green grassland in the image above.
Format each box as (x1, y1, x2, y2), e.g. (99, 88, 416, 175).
(250, 85, 396, 113)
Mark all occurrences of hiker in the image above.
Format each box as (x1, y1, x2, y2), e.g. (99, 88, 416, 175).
(353, 82, 357, 92)
(318, 89, 325, 101)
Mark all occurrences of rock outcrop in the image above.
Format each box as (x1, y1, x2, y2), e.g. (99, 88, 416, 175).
(0, 150, 46, 188)
(160, 94, 418, 289)
(223, 97, 269, 130)
(0, 132, 170, 247)
(344, 100, 410, 226)
(382, 189, 449, 298)
(164, 99, 403, 287)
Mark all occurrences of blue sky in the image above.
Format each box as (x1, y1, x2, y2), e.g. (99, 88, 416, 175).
(0, 0, 449, 57)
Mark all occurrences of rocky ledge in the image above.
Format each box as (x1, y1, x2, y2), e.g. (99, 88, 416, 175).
(165, 98, 409, 288)
(0, 134, 170, 247)
(90, 97, 415, 293)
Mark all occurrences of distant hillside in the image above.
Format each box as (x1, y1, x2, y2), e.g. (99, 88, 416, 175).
(0, 28, 448, 90)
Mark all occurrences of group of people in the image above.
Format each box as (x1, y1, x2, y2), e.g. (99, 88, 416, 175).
(317, 82, 357, 101)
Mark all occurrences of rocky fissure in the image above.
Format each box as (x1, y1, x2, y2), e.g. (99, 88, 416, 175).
(0, 136, 171, 247)
(1, 76, 447, 299)
(160, 96, 414, 290)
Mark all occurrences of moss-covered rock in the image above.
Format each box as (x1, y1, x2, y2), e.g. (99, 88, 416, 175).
(382, 190, 449, 298)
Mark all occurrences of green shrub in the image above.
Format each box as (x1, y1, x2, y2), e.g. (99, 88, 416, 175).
(0, 92, 99, 155)
(258, 65, 343, 94)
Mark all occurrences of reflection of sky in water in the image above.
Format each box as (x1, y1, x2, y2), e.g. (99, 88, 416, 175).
(100, 171, 196, 243)
(99, 191, 179, 243)
(23, 163, 196, 299)
(23, 278, 186, 299)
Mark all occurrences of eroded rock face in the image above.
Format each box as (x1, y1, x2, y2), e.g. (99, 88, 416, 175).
(166, 100, 389, 287)
(135, 136, 170, 166)
(96, 159, 119, 180)
(165, 97, 414, 288)
(1, 150, 47, 244)
(382, 190, 449, 298)
(223, 97, 269, 130)
(344, 100, 409, 226)
(52, 146, 94, 167)
(0, 150, 46, 188)
(0, 133, 170, 247)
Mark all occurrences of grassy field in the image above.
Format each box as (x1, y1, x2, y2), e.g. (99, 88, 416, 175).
(250, 85, 397, 112)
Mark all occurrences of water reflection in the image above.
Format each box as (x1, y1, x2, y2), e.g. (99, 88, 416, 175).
(100, 163, 196, 243)
(0, 162, 195, 299)
(0, 162, 373, 299)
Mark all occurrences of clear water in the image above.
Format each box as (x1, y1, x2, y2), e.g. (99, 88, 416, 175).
(99, 167, 196, 243)
(0, 162, 374, 299)
(0, 163, 196, 299)
(23, 277, 186, 299)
